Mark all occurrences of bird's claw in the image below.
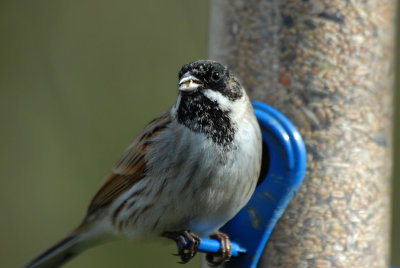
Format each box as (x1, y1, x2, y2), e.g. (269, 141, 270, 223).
(206, 232, 232, 267)
(163, 230, 200, 264)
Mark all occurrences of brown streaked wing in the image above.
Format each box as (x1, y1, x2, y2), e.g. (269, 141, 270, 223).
(86, 109, 172, 215)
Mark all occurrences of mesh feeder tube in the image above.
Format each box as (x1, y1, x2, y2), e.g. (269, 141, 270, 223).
(207, 0, 396, 267)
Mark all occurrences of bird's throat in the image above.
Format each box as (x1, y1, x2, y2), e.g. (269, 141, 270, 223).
(176, 92, 235, 149)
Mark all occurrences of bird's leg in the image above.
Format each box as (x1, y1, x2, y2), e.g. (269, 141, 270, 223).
(206, 231, 232, 267)
(163, 230, 201, 264)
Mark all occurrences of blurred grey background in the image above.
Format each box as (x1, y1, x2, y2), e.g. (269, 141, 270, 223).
(0, 1, 398, 267)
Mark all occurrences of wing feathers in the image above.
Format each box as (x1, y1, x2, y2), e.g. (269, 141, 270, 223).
(86, 109, 171, 216)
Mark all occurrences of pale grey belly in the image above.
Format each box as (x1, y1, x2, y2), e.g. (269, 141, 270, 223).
(113, 125, 260, 240)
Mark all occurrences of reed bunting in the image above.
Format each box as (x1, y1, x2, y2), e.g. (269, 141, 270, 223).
(25, 60, 262, 267)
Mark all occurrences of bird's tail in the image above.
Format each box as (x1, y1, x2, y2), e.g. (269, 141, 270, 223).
(23, 223, 108, 268)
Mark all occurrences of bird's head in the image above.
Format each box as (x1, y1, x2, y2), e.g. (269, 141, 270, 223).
(172, 60, 248, 148)
(177, 60, 243, 101)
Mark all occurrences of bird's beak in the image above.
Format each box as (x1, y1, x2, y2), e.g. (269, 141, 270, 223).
(178, 72, 202, 92)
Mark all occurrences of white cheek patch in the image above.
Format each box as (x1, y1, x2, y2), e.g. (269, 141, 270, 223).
(203, 89, 231, 111)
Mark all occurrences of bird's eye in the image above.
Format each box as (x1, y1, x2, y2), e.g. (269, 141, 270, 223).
(211, 71, 220, 81)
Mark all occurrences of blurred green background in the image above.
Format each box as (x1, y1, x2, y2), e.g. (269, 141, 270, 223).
(0, 1, 398, 267)
(0, 1, 207, 267)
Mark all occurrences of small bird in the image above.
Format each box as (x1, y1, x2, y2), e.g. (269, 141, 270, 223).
(24, 60, 262, 267)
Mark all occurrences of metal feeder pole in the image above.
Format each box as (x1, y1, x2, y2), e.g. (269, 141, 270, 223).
(208, 0, 396, 267)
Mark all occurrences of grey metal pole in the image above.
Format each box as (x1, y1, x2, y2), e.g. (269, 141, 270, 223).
(208, 0, 396, 267)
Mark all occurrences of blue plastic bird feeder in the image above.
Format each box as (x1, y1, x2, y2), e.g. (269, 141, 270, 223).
(191, 101, 307, 267)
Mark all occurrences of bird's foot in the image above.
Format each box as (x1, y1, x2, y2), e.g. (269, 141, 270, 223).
(206, 231, 232, 267)
(163, 230, 201, 264)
